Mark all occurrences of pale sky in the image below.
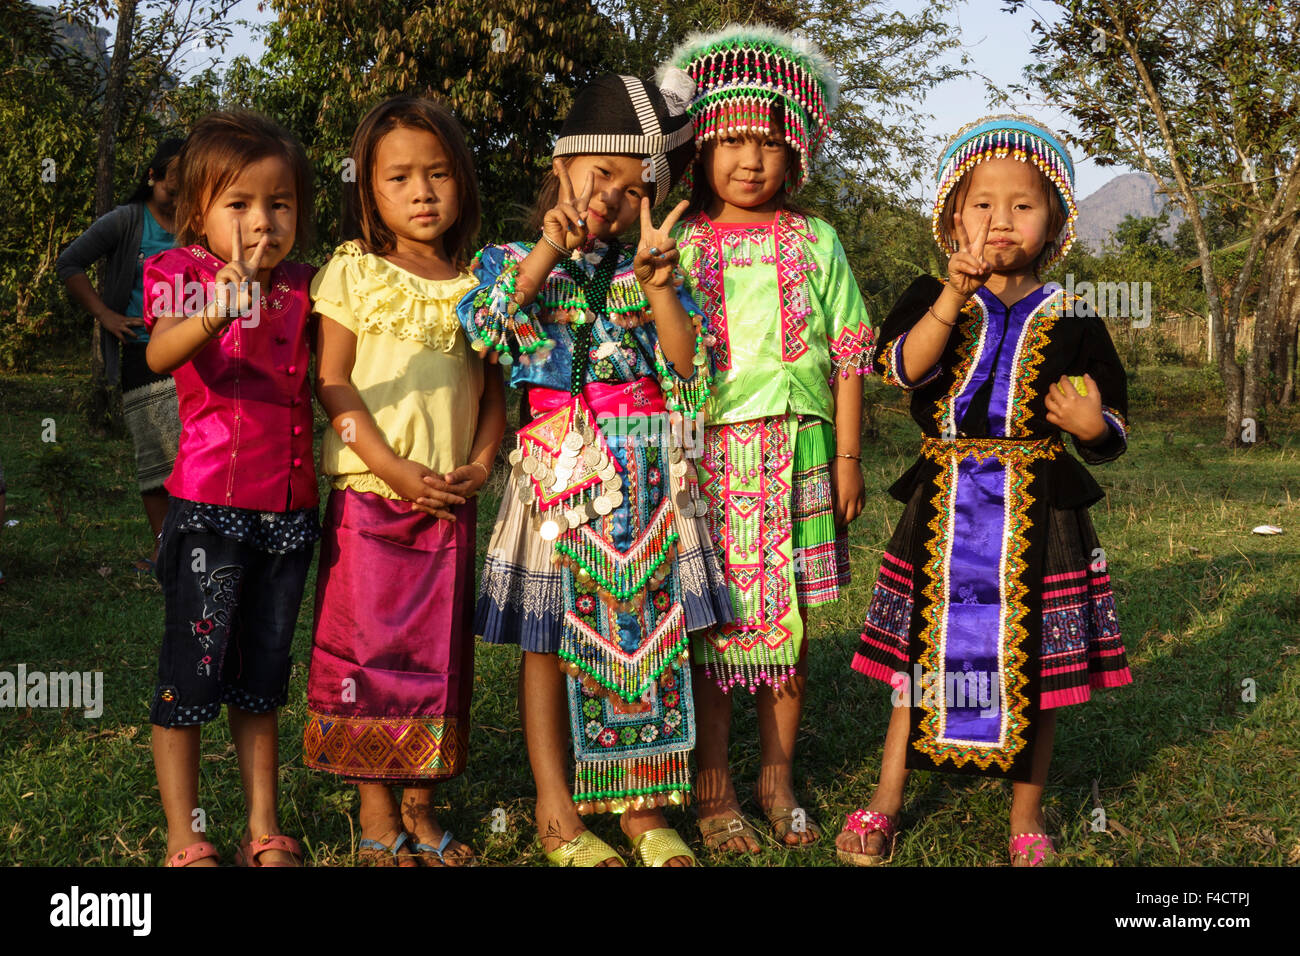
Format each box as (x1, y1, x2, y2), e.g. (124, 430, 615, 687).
(76, 0, 1118, 202)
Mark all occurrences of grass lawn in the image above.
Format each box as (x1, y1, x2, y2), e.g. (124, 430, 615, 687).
(1, 355, 1297, 866)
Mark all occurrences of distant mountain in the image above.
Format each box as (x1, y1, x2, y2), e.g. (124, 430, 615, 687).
(1073, 172, 1183, 251)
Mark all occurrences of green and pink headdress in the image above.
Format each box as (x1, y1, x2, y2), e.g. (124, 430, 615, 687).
(932, 114, 1078, 270)
(658, 24, 839, 191)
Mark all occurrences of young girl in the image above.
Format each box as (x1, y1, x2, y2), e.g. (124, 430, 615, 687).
(303, 96, 505, 867)
(663, 27, 874, 853)
(457, 73, 731, 867)
(143, 111, 318, 867)
(836, 115, 1132, 866)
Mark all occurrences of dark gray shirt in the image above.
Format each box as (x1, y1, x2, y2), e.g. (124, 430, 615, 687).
(56, 202, 145, 386)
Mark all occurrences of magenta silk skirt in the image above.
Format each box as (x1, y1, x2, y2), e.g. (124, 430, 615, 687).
(303, 488, 475, 782)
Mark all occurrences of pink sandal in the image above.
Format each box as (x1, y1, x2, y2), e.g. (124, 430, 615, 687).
(837, 809, 897, 866)
(165, 841, 220, 867)
(1009, 832, 1055, 867)
(235, 833, 305, 867)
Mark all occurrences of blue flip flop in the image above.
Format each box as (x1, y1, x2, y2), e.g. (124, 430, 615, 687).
(358, 831, 418, 867)
(414, 831, 473, 865)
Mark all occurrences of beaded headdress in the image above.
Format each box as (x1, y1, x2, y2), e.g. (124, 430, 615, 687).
(932, 114, 1078, 270)
(659, 24, 839, 191)
(553, 74, 696, 207)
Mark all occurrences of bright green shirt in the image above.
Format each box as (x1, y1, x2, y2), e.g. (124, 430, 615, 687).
(673, 211, 874, 426)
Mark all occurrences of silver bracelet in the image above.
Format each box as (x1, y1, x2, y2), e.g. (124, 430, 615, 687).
(540, 233, 568, 257)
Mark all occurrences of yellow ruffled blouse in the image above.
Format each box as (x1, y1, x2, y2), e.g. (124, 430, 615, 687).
(311, 241, 483, 498)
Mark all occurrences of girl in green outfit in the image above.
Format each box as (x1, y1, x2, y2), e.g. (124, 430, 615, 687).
(664, 25, 875, 853)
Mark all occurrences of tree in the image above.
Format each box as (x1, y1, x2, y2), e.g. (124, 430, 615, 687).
(258, 0, 612, 251)
(1006, 0, 1300, 445)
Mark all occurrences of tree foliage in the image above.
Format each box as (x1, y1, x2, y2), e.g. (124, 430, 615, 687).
(1005, 0, 1300, 442)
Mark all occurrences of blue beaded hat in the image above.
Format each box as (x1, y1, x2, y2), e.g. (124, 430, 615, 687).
(932, 114, 1077, 269)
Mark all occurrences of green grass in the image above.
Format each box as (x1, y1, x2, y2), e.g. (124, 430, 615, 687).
(1, 359, 1297, 866)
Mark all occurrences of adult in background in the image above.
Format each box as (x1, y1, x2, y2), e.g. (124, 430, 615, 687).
(57, 138, 184, 572)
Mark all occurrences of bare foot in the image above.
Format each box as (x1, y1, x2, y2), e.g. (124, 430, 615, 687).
(621, 807, 693, 866)
(536, 798, 624, 867)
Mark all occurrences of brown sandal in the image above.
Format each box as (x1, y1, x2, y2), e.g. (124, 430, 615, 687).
(764, 806, 823, 847)
(698, 810, 762, 854)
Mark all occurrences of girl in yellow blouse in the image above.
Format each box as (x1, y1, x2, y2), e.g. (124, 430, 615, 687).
(304, 97, 506, 866)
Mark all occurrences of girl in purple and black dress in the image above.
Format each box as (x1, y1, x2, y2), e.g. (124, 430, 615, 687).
(837, 115, 1132, 867)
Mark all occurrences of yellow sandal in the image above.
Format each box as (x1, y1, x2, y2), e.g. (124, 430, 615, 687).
(630, 828, 697, 867)
(543, 829, 622, 867)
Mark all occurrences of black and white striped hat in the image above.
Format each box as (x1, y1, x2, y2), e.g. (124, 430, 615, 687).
(553, 73, 696, 206)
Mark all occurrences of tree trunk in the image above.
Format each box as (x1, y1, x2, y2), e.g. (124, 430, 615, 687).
(88, 0, 138, 435)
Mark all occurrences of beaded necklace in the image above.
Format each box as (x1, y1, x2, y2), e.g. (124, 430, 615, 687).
(562, 240, 620, 396)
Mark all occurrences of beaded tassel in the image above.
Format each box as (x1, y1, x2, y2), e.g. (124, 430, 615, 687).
(573, 750, 692, 814)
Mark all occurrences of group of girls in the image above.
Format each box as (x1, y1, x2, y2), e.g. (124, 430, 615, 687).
(134, 24, 1131, 868)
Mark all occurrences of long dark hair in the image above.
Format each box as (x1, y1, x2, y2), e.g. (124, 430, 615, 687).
(126, 138, 184, 205)
(342, 96, 481, 269)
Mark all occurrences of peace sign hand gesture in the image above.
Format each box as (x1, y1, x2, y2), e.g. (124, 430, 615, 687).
(947, 211, 993, 300)
(542, 158, 594, 255)
(634, 198, 688, 293)
(211, 220, 269, 321)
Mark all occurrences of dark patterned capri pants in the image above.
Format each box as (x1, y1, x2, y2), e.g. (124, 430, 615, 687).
(149, 500, 312, 727)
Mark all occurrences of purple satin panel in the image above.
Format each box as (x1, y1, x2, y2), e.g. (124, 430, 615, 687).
(986, 286, 1054, 436)
(307, 489, 475, 722)
(942, 453, 1007, 743)
(951, 288, 1000, 433)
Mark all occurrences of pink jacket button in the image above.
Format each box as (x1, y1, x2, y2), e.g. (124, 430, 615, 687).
(292, 457, 302, 468)
(293, 425, 303, 436)
(287, 365, 297, 375)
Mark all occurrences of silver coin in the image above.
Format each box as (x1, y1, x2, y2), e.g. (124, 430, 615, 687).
(539, 520, 560, 541)
(508, 448, 523, 466)
(593, 496, 613, 516)
(602, 477, 621, 492)
(670, 460, 688, 478)
(582, 447, 602, 467)
(563, 431, 583, 451)
(669, 446, 684, 463)
(598, 464, 617, 481)
(675, 489, 693, 509)
(581, 426, 597, 444)
(522, 457, 538, 476)
(566, 508, 585, 527)
(518, 486, 534, 504)
(607, 491, 624, 508)
(584, 501, 600, 520)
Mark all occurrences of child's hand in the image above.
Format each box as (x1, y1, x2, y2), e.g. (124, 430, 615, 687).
(211, 220, 269, 318)
(634, 197, 689, 293)
(947, 212, 992, 300)
(1044, 373, 1108, 444)
(830, 457, 866, 528)
(414, 463, 486, 520)
(387, 458, 465, 518)
(542, 158, 594, 254)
